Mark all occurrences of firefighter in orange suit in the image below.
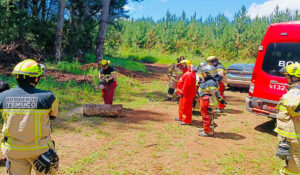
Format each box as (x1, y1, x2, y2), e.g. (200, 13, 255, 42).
(176, 60, 196, 125)
(0, 59, 59, 175)
(275, 63, 300, 175)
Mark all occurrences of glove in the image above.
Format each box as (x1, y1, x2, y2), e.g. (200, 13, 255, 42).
(34, 149, 59, 174)
(275, 140, 291, 160)
(220, 99, 227, 105)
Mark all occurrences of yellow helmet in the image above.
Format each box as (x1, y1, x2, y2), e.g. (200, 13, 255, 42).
(180, 60, 191, 66)
(285, 63, 300, 78)
(12, 59, 43, 77)
(99, 59, 111, 67)
(206, 56, 218, 62)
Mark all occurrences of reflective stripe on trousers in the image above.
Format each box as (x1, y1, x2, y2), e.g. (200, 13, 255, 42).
(275, 128, 300, 139)
(281, 167, 300, 175)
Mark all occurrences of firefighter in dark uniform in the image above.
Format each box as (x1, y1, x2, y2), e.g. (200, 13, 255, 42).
(206, 56, 227, 112)
(198, 65, 226, 137)
(0, 59, 59, 175)
(98, 60, 117, 104)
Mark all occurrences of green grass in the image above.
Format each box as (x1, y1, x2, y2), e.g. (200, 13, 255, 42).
(50, 55, 148, 75)
(0, 69, 166, 112)
(60, 149, 108, 174)
(0, 54, 165, 112)
(216, 151, 246, 175)
(118, 49, 255, 67)
(106, 56, 147, 72)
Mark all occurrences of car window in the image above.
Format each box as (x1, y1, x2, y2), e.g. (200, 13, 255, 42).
(262, 43, 300, 77)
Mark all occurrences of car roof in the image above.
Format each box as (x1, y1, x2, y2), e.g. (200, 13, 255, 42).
(227, 63, 254, 70)
(271, 21, 300, 26)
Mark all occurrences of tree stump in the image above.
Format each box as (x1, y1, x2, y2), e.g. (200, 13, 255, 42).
(83, 104, 123, 117)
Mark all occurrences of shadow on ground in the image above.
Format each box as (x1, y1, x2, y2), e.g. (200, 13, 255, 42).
(214, 132, 246, 140)
(226, 95, 246, 103)
(225, 108, 243, 114)
(254, 119, 277, 136)
(53, 107, 170, 133)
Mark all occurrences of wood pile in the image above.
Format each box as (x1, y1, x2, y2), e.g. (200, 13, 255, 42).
(0, 41, 44, 74)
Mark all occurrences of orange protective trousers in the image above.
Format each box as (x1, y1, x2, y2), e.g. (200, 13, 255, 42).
(178, 96, 193, 124)
(218, 82, 226, 109)
(101, 81, 117, 104)
(200, 96, 212, 133)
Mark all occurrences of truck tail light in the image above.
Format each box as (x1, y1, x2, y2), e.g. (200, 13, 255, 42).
(262, 103, 277, 113)
(249, 83, 254, 95)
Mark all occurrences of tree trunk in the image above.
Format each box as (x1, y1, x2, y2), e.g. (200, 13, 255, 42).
(83, 104, 123, 117)
(19, 0, 24, 41)
(54, 0, 66, 62)
(96, 0, 111, 63)
(32, 0, 38, 17)
(41, 0, 46, 21)
(46, 0, 54, 21)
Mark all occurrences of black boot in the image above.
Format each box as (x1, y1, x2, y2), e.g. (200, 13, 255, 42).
(164, 97, 172, 101)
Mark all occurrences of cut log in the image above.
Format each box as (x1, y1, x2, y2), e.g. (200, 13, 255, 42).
(83, 104, 123, 117)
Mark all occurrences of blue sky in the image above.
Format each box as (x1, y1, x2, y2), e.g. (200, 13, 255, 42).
(124, 0, 300, 21)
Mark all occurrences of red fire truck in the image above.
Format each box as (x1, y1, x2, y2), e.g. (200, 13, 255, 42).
(246, 21, 300, 118)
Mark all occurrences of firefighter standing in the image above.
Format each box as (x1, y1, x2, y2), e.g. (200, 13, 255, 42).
(198, 65, 226, 137)
(164, 56, 185, 101)
(176, 60, 196, 125)
(275, 63, 300, 175)
(206, 56, 227, 112)
(99, 60, 117, 104)
(0, 59, 59, 175)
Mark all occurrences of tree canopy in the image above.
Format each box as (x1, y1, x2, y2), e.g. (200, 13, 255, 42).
(0, 2, 299, 61)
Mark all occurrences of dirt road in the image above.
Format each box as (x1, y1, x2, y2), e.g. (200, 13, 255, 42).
(45, 90, 279, 175)
(0, 64, 282, 175)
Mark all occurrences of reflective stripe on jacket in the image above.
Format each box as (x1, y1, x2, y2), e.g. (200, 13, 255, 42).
(0, 85, 58, 159)
(275, 83, 300, 139)
(199, 77, 221, 106)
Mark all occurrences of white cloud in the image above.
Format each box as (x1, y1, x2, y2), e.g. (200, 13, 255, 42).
(247, 0, 300, 19)
(224, 10, 233, 19)
(123, 5, 134, 11)
(160, 0, 168, 2)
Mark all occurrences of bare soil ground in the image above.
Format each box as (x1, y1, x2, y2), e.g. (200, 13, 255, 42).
(0, 63, 282, 175)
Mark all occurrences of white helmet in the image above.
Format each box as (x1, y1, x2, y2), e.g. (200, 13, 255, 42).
(201, 65, 216, 77)
(198, 62, 207, 73)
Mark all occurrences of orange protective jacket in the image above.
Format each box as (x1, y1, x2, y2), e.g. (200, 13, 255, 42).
(177, 69, 196, 98)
